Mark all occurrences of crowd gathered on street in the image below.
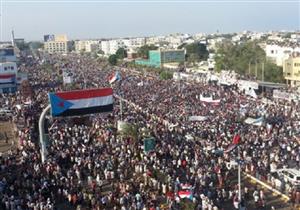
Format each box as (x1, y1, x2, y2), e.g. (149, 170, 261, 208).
(0, 52, 299, 210)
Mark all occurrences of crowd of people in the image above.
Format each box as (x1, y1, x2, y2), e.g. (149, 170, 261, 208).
(0, 52, 299, 210)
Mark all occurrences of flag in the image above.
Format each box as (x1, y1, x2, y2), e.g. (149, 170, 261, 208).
(266, 123, 273, 134)
(244, 117, 263, 126)
(233, 134, 241, 145)
(0, 74, 16, 84)
(178, 190, 193, 200)
(49, 88, 113, 117)
(181, 183, 192, 190)
(108, 71, 121, 84)
(224, 144, 237, 153)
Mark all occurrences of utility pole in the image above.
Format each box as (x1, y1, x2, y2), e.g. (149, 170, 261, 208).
(238, 145, 242, 204)
(262, 62, 265, 82)
(248, 61, 251, 75)
(0, 0, 2, 42)
(255, 61, 258, 78)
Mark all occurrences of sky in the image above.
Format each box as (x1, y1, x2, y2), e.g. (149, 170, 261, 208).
(0, 0, 299, 41)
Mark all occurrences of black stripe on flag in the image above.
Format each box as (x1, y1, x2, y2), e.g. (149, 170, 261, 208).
(56, 104, 113, 117)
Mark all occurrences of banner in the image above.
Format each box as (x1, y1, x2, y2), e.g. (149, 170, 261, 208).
(238, 80, 258, 90)
(273, 90, 292, 101)
(244, 117, 263, 126)
(63, 69, 73, 84)
(117, 121, 132, 132)
(144, 137, 155, 152)
(200, 95, 220, 104)
(188, 116, 208, 121)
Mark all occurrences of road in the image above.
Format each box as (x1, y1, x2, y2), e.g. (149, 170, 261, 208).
(225, 173, 295, 210)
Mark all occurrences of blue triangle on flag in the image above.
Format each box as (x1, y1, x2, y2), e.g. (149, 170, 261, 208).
(49, 93, 73, 116)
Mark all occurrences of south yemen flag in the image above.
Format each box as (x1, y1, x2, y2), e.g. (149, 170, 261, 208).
(49, 88, 113, 117)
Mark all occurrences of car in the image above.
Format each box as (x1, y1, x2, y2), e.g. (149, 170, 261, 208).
(276, 168, 300, 186)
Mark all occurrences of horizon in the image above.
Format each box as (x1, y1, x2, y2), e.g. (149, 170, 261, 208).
(0, 0, 299, 41)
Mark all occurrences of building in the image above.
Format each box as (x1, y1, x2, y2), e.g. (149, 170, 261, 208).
(99, 39, 126, 55)
(283, 55, 300, 87)
(0, 62, 18, 93)
(0, 45, 17, 63)
(265, 44, 300, 66)
(44, 34, 70, 54)
(135, 49, 185, 68)
(74, 40, 100, 53)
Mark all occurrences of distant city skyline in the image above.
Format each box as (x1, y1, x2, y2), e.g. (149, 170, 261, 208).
(0, 0, 299, 41)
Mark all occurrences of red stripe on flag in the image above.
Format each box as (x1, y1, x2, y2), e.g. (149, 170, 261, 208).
(0, 74, 15, 79)
(56, 88, 113, 100)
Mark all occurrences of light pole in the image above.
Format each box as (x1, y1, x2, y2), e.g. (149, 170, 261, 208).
(39, 104, 51, 163)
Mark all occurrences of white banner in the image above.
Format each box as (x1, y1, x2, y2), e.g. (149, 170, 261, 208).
(273, 90, 295, 101)
(63, 69, 73, 84)
(244, 117, 263, 126)
(189, 116, 208, 121)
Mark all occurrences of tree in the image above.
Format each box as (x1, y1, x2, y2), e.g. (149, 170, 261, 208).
(137, 44, 158, 59)
(28, 41, 44, 50)
(179, 42, 209, 63)
(108, 54, 118, 65)
(159, 71, 173, 80)
(214, 41, 285, 83)
(115, 48, 127, 59)
(120, 123, 138, 141)
(16, 42, 29, 51)
(263, 62, 284, 83)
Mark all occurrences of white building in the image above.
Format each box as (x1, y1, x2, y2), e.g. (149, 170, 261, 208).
(146, 36, 166, 45)
(121, 37, 146, 51)
(109, 39, 124, 55)
(265, 44, 300, 66)
(100, 39, 125, 55)
(0, 62, 17, 75)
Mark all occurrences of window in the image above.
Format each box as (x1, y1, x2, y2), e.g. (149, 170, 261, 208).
(294, 63, 300, 67)
(4, 67, 7, 71)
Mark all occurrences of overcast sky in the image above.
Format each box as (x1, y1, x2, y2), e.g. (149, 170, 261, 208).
(1, 0, 299, 41)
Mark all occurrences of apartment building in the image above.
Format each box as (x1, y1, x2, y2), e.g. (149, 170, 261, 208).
(283, 55, 300, 87)
(44, 34, 69, 54)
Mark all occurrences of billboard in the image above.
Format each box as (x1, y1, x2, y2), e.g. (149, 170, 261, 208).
(0, 48, 14, 56)
(44, 34, 55, 42)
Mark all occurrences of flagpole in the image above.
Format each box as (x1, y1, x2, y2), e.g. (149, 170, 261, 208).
(238, 145, 242, 207)
(120, 78, 123, 121)
(120, 93, 123, 121)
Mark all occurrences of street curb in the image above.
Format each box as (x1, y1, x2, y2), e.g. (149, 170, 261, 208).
(243, 172, 290, 201)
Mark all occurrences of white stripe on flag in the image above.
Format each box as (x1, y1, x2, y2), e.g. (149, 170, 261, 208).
(0, 78, 14, 83)
(68, 95, 113, 109)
